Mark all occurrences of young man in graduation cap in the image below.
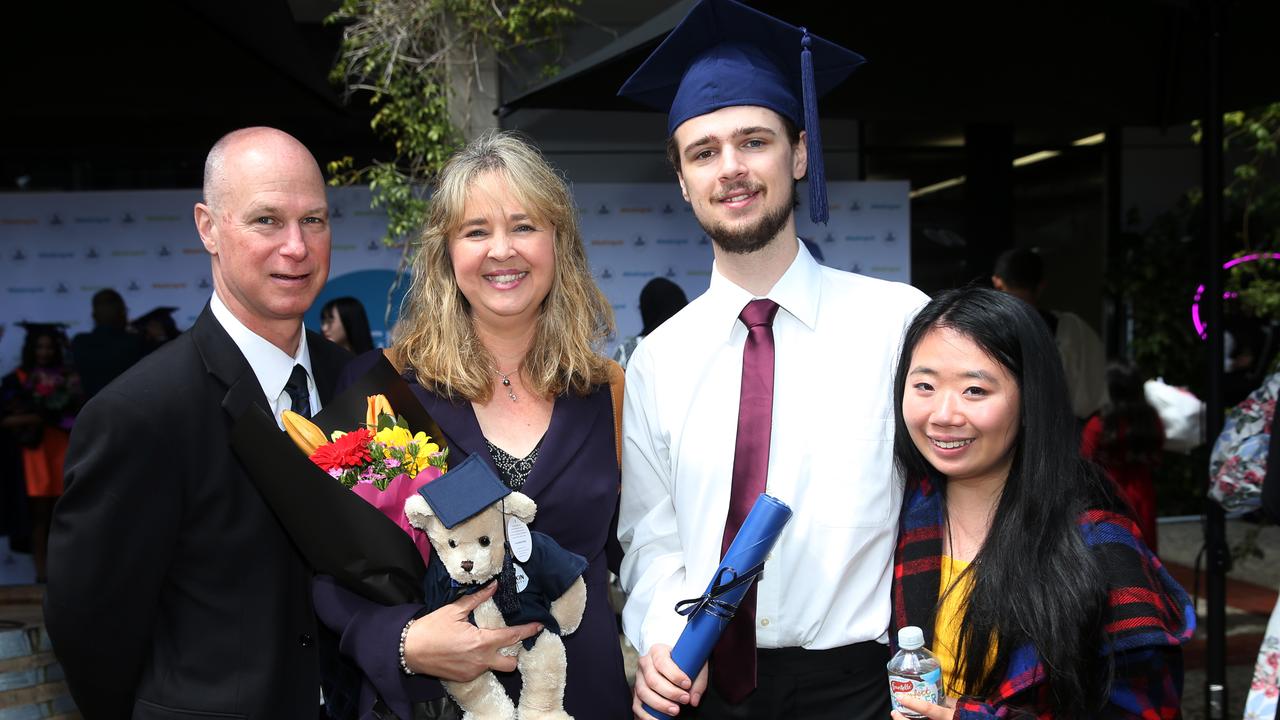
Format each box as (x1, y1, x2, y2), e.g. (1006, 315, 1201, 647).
(615, 1, 928, 717)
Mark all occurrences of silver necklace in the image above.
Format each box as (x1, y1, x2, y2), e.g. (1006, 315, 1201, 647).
(497, 369, 518, 402)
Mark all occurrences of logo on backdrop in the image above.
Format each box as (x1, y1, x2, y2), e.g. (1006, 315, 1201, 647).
(367, 240, 380, 251)
(599, 267, 614, 281)
(56, 282, 68, 293)
(50, 214, 63, 226)
(332, 205, 344, 220)
(633, 235, 646, 248)
(198, 277, 210, 289)
(665, 266, 678, 278)
(849, 200, 862, 213)
(158, 245, 171, 257)
(11, 249, 25, 261)
(597, 204, 610, 215)
(698, 235, 710, 246)
(86, 247, 99, 259)
(824, 233, 835, 243)
(663, 204, 674, 214)
(127, 280, 140, 292)
(885, 231, 896, 243)
(123, 212, 136, 223)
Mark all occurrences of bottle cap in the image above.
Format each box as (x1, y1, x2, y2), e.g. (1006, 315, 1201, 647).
(897, 626, 924, 650)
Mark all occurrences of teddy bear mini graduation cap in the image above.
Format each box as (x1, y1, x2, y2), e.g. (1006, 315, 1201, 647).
(416, 454, 513, 529)
(617, 0, 865, 225)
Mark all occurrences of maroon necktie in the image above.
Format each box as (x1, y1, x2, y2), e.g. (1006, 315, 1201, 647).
(711, 298, 779, 704)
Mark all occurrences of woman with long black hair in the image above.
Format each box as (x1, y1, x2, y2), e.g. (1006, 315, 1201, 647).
(889, 286, 1193, 719)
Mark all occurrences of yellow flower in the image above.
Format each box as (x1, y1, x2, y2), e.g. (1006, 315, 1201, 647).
(409, 432, 441, 473)
(375, 425, 413, 450)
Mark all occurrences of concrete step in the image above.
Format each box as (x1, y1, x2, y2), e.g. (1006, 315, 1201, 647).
(0, 586, 78, 719)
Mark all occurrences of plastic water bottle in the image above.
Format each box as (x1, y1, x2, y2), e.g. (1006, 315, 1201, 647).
(886, 626, 943, 718)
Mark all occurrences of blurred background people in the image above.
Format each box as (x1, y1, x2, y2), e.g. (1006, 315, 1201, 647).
(1081, 362, 1165, 555)
(70, 289, 145, 400)
(132, 306, 181, 355)
(611, 277, 688, 370)
(992, 247, 1108, 422)
(321, 295, 375, 355)
(0, 323, 82, 582)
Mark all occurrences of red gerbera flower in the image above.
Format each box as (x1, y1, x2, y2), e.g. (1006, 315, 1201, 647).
(310, 428, 373, 472)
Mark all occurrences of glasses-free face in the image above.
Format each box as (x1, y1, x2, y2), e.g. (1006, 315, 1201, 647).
(902, 326, 1021, 489)
(672, 105, 806, 255)
(447, 171, 555, 331)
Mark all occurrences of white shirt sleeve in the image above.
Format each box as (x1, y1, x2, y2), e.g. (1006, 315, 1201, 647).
(617, 342, 691, 655)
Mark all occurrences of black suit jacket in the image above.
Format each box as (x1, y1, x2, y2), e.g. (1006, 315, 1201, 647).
(45, 304, 351, 719)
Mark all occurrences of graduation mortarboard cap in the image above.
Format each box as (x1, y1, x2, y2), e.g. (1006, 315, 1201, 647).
(617, 0, 864, 225)
(15, 321, 69, 336)
(131, 306, 178, 326)
(417, 454, 512, 529)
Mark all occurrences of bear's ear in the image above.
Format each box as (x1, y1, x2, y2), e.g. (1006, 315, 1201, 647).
(503, 492, 537, 524)
(404, 494, 435, 530)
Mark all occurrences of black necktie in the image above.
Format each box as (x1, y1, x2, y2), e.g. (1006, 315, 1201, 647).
(285, 364, 311, 418)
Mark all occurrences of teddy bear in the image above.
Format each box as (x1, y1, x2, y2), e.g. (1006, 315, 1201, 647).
(404, 455, 587, 720)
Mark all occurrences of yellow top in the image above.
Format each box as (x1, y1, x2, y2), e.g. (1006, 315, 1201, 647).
(934, 555, 997, 697)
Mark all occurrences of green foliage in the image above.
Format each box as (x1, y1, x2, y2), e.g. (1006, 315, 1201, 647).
(326, 0, 579, 247)
(1112, 103, 1280, 393)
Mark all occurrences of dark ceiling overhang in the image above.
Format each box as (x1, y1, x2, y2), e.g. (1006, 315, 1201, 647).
(499, 0, 1280, 128)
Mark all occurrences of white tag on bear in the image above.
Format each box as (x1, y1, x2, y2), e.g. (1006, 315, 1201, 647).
(513, 563, 530, 593)
(507, 517, 533, 563)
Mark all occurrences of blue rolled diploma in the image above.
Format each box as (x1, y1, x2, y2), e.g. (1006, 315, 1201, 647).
(643, 493, 793, 719)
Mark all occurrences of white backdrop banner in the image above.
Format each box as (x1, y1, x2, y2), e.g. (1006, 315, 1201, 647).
(0, 182, 909, 371)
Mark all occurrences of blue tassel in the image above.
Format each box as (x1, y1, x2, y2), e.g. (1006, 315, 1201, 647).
(800, 28, 828, 225)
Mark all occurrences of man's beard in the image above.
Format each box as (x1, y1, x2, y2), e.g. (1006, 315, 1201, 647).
(701, 184, 795, 255)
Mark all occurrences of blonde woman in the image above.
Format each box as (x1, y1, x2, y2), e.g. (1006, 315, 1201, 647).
(315, 131, 629, 719)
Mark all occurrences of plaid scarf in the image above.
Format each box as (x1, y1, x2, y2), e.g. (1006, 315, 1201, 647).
(892, 474, 1194, 718)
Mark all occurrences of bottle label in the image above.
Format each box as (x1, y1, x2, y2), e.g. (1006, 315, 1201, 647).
(888, 668, 942, 717)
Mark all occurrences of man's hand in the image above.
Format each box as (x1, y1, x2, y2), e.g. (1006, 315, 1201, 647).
(892, 694, 957, 720)
(631, 643, 708, 718)
(402, 583, 541, 681)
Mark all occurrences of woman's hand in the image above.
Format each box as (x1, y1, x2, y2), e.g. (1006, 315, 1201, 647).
(402, 582, 541, 681)
(892, 694, 957, 720)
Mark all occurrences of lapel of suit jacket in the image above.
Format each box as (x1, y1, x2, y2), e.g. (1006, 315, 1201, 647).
(412, 387, 495, 476)
(521, 387, 605, 500)
(306, 331, 350, 405)
(189, 303, 271, 422)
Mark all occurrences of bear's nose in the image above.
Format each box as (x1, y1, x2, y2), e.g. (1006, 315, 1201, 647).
(461, 560, 474, 573)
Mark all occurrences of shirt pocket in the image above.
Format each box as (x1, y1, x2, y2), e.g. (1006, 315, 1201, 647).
(803, 418, 896, 528)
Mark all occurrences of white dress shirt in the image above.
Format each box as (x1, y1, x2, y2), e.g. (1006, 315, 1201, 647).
(209, 293, 319, 428)
(618, 240, 928, 655)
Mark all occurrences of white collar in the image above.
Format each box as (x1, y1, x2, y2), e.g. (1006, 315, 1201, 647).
(707, 237, 822, 340)
(209, 292, 312, 403)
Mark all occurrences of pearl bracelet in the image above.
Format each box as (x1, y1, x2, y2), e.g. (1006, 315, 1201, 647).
(399, 617, 418, 675)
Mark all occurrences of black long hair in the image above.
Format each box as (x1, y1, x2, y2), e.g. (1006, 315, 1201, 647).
(322, 296, 375, 355)
(892, 286, 1124, 716)
(1095, 362, 1163, 467)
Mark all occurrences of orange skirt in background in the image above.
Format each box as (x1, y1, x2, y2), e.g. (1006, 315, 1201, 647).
(23, 426, 70, 497)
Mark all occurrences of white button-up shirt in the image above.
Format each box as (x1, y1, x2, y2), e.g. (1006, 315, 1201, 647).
(209, 292, 319, 428)
(618, 240, 928, 654)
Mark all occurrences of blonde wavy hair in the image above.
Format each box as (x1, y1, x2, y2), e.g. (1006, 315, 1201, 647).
(394, 131, 615, 402)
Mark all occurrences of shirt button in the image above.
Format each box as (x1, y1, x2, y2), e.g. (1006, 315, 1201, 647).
(299, 633, 314, 647)
(759, 618, 770, 627)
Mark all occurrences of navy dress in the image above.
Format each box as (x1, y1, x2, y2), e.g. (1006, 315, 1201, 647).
(313, 351, 630, 720)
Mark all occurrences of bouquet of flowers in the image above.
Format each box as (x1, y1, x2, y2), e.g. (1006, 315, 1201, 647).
(280, 394, 448, 563)
(230, 356, 444, 605)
